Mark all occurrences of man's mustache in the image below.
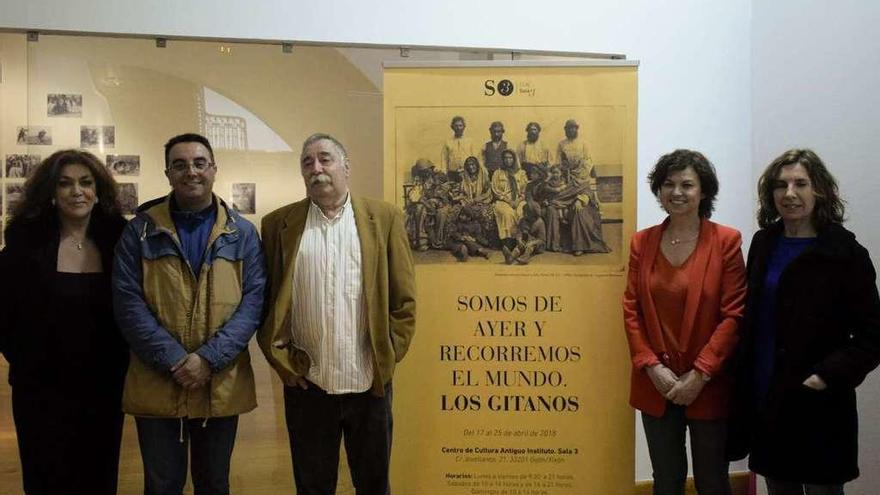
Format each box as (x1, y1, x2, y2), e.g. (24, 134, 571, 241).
(310, 174, 331, 185)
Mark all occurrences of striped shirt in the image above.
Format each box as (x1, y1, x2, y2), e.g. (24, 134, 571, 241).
(291, 194, 374, 393)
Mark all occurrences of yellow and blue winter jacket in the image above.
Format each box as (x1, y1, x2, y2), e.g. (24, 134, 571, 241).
(113, 194, 266, 418)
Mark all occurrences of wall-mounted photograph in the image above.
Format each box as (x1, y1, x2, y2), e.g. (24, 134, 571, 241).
(118, 182, 138, 215)
(106, 154, 139, 176)
(232, 183, 256, 214)
(5, 183, 25, 217)
(81, 125, 115, 148)
(47, 93, 83, 117)
(15, 126, 52, 145)
(5, 154, 40, 179)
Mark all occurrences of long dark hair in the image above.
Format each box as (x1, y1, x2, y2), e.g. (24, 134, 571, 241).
(756, 149, 845, 229)
(6, 149, 122, 237)
(501, 149, 519, 172)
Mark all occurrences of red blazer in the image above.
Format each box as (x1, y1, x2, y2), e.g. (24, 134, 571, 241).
(622, 218, 746, 419)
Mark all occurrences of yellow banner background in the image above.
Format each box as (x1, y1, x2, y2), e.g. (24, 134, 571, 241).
(385, 64, 638, 495)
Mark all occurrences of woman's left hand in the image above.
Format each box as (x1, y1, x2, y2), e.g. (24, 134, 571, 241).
(802, 374, 828, 390)
(665, 370, 706, 406)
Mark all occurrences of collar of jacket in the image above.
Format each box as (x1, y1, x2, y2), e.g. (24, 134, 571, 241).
(277, 195, 378, 276)
(273, 194, 379, 329)
(637, 216, 718, 355)
(138, 194, 239, 243)
(758, 221, 857, 260)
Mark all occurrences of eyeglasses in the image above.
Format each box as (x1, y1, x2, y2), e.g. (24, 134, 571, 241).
(168, 158, 214, 173)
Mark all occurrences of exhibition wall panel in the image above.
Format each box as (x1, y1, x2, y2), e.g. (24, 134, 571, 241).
(0, 32, 387, 243)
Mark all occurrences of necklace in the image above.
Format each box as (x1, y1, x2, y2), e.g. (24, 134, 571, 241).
(668, 235, 698, 245)
(66, 237, 85, 250)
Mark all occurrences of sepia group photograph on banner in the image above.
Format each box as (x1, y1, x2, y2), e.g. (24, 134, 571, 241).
(384, 62, 638, 495)
(396, 107, 625, 267)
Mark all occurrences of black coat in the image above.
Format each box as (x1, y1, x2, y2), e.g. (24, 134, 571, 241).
(727, 223, 880, 484)
(0, 210, 128, 396)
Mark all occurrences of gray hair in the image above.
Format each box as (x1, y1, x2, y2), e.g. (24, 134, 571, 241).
(301, 133, 348, 161)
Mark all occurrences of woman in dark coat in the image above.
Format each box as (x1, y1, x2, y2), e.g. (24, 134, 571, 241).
(728, 149, 880, 495)
(0, 150, 128, 495)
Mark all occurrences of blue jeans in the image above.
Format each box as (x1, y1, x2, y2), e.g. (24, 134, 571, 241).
(642, 403, 732, 495)
(284, 382, 393, 495)
(135, 416, 239, 495)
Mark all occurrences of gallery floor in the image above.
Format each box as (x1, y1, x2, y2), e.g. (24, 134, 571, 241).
(0, 343, 356, 494)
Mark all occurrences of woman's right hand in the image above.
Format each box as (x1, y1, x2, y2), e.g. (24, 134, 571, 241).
(646, 364, 679, 395)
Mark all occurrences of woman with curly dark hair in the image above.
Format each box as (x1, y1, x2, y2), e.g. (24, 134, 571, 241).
(0, 149, 129, 494)
(728, 149, 880, 495)
(623, 149, 746, 495)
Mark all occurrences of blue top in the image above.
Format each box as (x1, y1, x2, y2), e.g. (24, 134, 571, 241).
(170, 198, 217, 278)
(754, 235, 816, 403)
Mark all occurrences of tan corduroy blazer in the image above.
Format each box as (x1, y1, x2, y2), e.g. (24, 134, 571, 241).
(258, 196, 416, 396)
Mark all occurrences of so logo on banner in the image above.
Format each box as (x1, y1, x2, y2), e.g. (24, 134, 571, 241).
(483, 78, 536, 97)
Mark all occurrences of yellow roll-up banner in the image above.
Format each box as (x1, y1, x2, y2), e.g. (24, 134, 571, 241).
(385, 61, 638, 495)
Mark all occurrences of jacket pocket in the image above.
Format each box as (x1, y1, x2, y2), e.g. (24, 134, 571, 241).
(290, 346, 312, 376)
(210, 349, 256, 416)
(122, 353, 180, 417)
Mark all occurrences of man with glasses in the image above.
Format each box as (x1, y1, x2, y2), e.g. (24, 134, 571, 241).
(113, 133, 266, 495)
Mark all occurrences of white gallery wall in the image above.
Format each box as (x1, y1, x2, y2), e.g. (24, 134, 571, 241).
(7, 1, 880, 491)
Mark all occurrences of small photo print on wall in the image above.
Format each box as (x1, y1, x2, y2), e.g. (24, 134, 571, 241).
(5, 154, 40, 179)
(5, 183, 25, 217)
(118, 183, 138, 215)
(232, 183, 255, 214)
(81, 125, 115, 148)
(16, 126, 52, 145)
(47, 94, 83, 117)
(106, 155, 140, 176)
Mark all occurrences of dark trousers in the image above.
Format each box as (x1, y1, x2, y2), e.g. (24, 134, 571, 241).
(284, 382, 393, 495)
(12, 386, 124, 495)
(766, 478, 845, 495)
(135, 415, 239, 495)
(642, 404, 732, 495)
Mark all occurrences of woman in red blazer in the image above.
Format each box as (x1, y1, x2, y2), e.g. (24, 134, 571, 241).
(623, 149, 746, 495)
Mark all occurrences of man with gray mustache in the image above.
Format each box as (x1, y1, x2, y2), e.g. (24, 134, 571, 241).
(259, 133, 416, 494)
